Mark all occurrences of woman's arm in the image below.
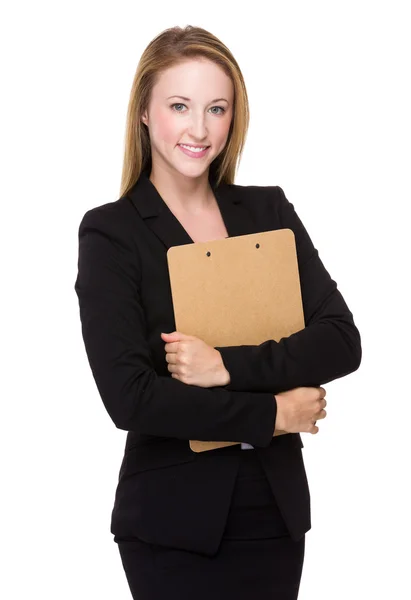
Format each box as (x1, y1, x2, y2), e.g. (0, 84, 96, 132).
(74, 205, 278, 447)
(215, 186, 362, 394)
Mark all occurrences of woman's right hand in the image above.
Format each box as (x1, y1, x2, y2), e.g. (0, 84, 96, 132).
(273, 386, 327, 435)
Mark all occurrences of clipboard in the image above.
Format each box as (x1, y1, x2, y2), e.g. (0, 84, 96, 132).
(166, 228, 305, 452)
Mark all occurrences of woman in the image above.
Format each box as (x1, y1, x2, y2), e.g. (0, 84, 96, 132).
(74, 25, 362, 599)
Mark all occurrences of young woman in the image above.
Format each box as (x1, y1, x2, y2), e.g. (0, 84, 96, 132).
(74, 25, 361, 599)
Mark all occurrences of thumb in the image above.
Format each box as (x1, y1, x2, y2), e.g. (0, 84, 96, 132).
(161, 331, 189, 340)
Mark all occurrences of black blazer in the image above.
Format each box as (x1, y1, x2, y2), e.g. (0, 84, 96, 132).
(74, 166, 362, 557)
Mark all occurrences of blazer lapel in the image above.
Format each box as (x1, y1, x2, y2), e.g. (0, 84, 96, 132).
(127, 168, 261, 250)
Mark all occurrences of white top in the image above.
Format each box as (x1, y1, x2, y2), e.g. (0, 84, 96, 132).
(241, 442, 255, 450)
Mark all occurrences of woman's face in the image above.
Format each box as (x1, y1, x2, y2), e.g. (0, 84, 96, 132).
(141, 58, 234, 181)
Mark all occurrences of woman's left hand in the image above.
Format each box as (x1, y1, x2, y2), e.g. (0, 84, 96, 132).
(161, 331, 230, 388)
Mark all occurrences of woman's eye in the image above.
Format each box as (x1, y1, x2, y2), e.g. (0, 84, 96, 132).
(172, 103, 186, 112)
(171, 103, 225, 115)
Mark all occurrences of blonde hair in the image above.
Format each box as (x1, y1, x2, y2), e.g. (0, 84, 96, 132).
(119, 25, 250, 197)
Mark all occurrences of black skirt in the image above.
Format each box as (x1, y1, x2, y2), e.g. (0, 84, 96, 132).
(116, 449, 306, 599)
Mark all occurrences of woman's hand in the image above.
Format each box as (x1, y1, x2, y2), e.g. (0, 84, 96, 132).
(274, 386, 327, 435)
(161, 331, 230, 388)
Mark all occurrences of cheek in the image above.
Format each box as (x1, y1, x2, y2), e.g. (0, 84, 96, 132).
(213, 112, 232, 138)
(212, 119, 231, 147)
(151, 108, 179, 145)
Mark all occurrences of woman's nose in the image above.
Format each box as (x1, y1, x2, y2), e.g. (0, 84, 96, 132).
(187, 116, 207, 139)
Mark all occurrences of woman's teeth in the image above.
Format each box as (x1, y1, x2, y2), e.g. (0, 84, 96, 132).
(179, 144, 208, 152)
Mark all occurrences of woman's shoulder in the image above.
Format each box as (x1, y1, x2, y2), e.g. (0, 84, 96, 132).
(227, 180, 286, 200)
(79, 194, 133, 222)
(76, 195, 138, 244)
(225, 181, 289, 216)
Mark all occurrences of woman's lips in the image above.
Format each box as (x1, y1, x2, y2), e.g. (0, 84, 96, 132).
(178, 144, 210, 159)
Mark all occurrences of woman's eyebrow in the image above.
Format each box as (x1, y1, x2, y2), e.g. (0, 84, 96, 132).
(167, 95, 229, 103)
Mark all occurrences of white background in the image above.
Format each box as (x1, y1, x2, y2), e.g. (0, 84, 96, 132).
(2, 1, 410, 598)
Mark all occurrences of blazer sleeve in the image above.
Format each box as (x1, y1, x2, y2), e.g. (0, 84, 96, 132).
(74, 206, 277, 447)
(215, 186, 362, 393)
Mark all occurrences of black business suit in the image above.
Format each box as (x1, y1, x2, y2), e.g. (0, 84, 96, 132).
(74, 165, 361, 597)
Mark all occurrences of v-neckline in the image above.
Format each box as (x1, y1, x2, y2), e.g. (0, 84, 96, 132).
(149, 179, 232, 245)
(127, 167, 261, 252)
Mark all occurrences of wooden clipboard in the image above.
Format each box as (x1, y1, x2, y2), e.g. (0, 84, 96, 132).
(166, 228, 305, 452)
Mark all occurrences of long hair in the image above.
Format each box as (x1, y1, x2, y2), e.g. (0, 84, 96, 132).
(119, 25, 250, 197)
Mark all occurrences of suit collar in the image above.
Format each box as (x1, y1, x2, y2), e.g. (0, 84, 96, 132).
(126, 166, 259, 250)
